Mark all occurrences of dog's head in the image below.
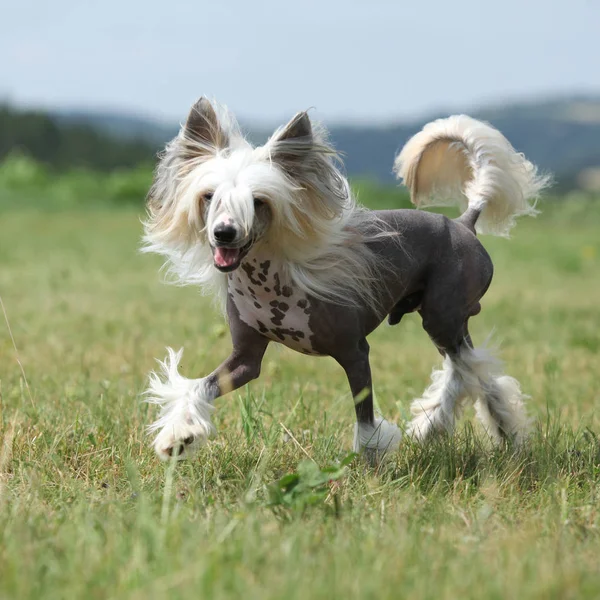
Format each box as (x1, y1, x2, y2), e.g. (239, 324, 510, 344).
(144, 97, 349, 275)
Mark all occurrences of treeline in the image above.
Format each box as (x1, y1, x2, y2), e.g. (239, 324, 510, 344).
(2, 101, 600, 194)
(0, 104, 158, 171)
(0, 151, 416, 212)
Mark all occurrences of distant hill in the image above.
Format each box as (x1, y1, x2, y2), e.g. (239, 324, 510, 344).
(8, 96, 600, 190)
(52, 109, 176, 145)
(53, 96, 600, 190)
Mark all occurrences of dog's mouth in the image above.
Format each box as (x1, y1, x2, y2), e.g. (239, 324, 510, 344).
(212, 241, 252, 272)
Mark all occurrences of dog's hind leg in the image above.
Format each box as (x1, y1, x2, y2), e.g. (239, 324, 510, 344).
(407, 350, 469, 441)
(459, 328, 530, 445)
(407, 303, 471, 441)
(411, 302, 530, 445)
(335, 339, 402, 459)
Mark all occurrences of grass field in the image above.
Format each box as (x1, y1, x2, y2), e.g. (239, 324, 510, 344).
(1, 188, 599, 599)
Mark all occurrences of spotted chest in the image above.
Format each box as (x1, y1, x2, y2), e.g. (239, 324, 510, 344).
(228, 258, 319, 355)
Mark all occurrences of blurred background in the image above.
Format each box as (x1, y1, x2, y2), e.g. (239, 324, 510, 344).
(2, 6, 600, 597)
(1, 0, 600, 202)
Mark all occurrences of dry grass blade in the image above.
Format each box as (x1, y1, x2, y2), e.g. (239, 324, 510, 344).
(0, 294, 35, 408)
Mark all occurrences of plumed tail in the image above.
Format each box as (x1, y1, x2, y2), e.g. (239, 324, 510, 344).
(394, 115, 552, 236)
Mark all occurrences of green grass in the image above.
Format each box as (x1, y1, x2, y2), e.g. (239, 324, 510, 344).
(1, 190, 600, 599)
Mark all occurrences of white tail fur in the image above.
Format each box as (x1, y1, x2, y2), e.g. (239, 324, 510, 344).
(394, 115, 551, 236)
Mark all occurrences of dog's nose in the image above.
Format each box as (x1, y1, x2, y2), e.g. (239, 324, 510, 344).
(213, 224, 237, 245)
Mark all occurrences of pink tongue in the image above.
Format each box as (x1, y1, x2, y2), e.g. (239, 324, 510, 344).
(214, 247, 240, 268)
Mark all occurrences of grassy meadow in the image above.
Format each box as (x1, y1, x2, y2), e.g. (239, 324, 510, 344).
(0, 175, 599, 599)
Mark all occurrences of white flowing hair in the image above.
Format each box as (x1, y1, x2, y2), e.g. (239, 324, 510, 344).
(142, 98, 395, 313)
(394, 115, 552, 236)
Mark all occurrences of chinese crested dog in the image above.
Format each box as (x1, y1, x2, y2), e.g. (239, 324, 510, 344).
(142, 97, 549, 461)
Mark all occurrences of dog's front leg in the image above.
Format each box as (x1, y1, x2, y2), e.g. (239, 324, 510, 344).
(146, 321, 269, 461)
(336, 339, 403, 460)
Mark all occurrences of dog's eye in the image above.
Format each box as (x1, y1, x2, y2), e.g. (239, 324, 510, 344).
(203, 192, 213, 202)
(253, 198, 264, 208)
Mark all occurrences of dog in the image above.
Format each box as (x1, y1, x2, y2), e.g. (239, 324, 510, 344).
(142, 97, 550, 461)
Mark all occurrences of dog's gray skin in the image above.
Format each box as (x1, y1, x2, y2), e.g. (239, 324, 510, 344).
(170, 206, 491, 457)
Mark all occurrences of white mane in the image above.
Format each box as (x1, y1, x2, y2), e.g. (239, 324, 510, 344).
(142, 98, 393, 314)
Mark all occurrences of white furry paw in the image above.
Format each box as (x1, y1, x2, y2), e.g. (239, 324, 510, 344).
(406, 400, 455, 441)
(353, 417, 403, 455)
(406, 411, 437, 442)
(406, 357, 466, 441)
(145, 348, 216, 461)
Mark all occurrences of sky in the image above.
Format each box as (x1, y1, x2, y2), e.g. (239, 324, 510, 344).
(2, 0, 599, 125)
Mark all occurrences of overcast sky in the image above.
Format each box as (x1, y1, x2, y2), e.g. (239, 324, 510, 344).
(2, 0, 599, 125)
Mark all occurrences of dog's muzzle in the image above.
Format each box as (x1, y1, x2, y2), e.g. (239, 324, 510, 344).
(213, 223, 237, 245)
(211, 225, 252, 272)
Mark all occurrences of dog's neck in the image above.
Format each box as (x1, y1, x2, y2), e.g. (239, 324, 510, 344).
(228, 242, 297, 294)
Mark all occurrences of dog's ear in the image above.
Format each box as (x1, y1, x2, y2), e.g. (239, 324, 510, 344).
(267, 112, 314, 175)
(265, 111, 348, 219)
(275, 111, 313, 143)
(147, 98, 231, 212)
(183, 97, 229, 151)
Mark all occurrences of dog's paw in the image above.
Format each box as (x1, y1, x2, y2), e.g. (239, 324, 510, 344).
(353, 417, 403, 455)
(152, 417, 212, 461)
(145, 348, 216, 461)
